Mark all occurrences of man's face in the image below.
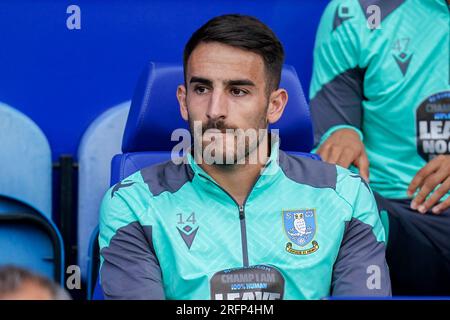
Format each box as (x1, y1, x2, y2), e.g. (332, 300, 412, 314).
(178, 42, 272, 165)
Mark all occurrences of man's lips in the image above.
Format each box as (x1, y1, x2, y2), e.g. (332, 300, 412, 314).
(202, 128, 236, 135)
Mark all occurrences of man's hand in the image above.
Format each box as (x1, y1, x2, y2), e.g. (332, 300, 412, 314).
(316, 128, 369, 182)
(407, 155, 450, 214)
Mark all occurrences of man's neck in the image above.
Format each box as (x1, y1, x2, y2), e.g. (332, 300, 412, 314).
(199, 135, 270, 206)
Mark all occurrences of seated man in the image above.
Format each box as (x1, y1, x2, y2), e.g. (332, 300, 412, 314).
(310, 0, 450, 294)
(99, 14, 391, 300)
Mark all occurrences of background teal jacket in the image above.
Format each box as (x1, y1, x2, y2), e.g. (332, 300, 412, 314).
(99, 141, 391, 299)
(310, 0, 450, 199)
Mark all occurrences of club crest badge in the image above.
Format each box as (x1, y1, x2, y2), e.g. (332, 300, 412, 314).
(283, 209, 319, 255)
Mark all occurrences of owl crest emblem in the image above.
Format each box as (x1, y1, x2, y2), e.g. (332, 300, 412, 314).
(283, 209, 319, 255)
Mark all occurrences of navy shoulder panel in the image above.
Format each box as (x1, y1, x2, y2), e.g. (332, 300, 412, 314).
(140, 160, 194, 197)
(358, 0, 406, 22)
(333, 2, 355, 31)
(278, 151, 337, 189)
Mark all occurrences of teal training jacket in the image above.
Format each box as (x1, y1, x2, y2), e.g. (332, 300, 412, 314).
(310, 0, 450, 199)
(99, 140, 391, 299)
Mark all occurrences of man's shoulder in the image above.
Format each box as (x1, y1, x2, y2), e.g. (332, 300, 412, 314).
(278, 151, 337, 190)
(335, 165, 370, 190)
(334, 165, 374, 209)
(109, 159, 195, 200)
(322, 0, 406, 32)
(100, 160, 194, 225)
(278, 151, 371, 198)
(139, 159, 195, 197)
(321, 0, 367, 25)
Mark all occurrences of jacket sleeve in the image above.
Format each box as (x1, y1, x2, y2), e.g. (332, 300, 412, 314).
(331, 171, 391, 297)
(309, 0, 368, 149)
(98, 180, 165, 300)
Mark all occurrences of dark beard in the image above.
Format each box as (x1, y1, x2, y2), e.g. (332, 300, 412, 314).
(187, 103, 269, 165)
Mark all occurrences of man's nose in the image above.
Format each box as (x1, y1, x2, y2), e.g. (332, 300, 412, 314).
(206, 90, 228, 120)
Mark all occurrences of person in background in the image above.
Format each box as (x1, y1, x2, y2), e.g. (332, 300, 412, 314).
(310, 0, 450, 294)
(0, 265, 71, 300)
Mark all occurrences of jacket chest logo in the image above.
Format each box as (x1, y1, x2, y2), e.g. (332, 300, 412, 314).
(392, 37, 413, 76)
(176, 212, 199, 249)
(282, 209, 319, 255)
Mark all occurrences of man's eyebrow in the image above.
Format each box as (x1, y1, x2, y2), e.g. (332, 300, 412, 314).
(226, 79, 255, 87)
(189, 77, 213, 86)
(189, 77, 256, 87)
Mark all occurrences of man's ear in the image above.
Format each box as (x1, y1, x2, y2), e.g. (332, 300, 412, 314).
(267, 88, 288, 124)
(177, 84, 188, 121)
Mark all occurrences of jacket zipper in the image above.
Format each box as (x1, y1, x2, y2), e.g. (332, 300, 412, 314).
(238, 205, 249, 266)
(198, 173, 263, 267)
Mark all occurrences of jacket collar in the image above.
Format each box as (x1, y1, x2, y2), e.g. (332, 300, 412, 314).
(186, 134, 283, 194)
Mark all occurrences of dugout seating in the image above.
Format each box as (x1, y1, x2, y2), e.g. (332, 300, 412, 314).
(89, 62, 318, 299)
(77, 101, 131, 282)
(0, 102, 64, 284)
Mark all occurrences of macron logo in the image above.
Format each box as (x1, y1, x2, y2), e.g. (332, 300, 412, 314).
(111, 180, 135, 198)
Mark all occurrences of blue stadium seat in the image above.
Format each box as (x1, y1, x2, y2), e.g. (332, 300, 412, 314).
(121, 62, 314, 154)
(0, 102, 52, 218)
(0, 102, 64, 284)
(90, 62, 317, 299)
(0, 195, 64, 284)
(77, 101, 130, 282)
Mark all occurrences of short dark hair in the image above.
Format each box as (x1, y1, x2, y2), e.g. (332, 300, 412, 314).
(0, 265, 70, 300)
(183, 14, 285, 93)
